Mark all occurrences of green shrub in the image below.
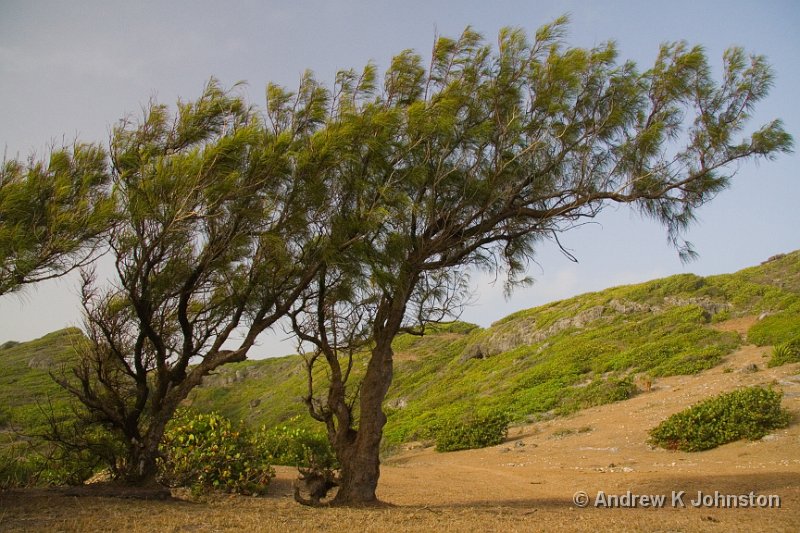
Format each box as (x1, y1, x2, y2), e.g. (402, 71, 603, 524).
(649, 386, 789, 452)
(434, 411, 510, 452)
(0, 438, 104, 489)
(160, 411, 274, 496)
(255, 416, 337, 468)
(748, 313, 800, 346)
(768, 337, 800, 367)
(557, 376, 636, 415)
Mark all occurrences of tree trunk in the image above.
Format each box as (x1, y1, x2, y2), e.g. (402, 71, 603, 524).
(332, 340, 394, 505)
(124, 440, 160, 485)
(121, 405, 175, 485)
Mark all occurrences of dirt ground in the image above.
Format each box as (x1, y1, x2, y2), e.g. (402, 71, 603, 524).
(1, 317, 799, 532)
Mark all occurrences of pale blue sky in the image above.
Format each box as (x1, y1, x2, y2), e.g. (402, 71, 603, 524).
(1, 0, 797, 357)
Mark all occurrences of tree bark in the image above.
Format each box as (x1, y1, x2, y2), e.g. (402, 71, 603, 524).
(331, 340, 394, 505)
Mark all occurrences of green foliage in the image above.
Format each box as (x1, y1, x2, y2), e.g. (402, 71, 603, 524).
(748, 312, 800, 346)
(649, 386, 790, 451)
(160, 411, 274, 496)
(434, 411, 510, 452)
(0, 143, 114, 295)
(0, 429, 115, 489)
(768, 337, 800, 367)
(557, 376, 637, 415)
(0, 442, 43, 489)
(255, 416, 337, 468)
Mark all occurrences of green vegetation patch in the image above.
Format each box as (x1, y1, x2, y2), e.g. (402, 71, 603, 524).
(255, 416, 337, 468)
(557, 376, 637, 415)
(768, 337, 800, 368)
(648, 386, 789, 452)
(434, 411, 510, 452)
(748, 311, 800, 346)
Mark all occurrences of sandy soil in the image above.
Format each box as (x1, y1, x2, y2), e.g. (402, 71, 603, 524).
(1, 317, 798, 532)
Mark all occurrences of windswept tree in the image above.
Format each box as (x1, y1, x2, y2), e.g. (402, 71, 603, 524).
(54, 78, 363, 483)
(289, 19, 792, 505)
(0, 144, 114, 295)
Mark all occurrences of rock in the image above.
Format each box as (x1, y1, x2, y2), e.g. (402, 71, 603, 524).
(249, 398, 261, 408)
(606, 299, 655, 314)
(664, 296, 730, 317)
(386, 397, 408, 410)
(27, 355, 54, 370)
(740, 363, 759, 374)
(461, 299, 665, 362)
(459, 344, 485, 362)
(761, 253, 786, 264)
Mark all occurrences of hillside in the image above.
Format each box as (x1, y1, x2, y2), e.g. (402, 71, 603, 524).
(2, 251, 799, 450)
(185, 250, 800, 447)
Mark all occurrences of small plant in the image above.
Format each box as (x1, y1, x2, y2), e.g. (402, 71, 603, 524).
(160, 411, 274, 496)
(434, 411, 510, 452)
(649, 386, 789, 452)
(768, 337, 800, 368)
(552, 426, 592, 438)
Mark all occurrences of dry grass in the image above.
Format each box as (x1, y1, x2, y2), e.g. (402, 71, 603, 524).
(1, 481, 797, 533)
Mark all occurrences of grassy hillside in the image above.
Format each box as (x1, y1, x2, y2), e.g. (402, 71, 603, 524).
(0, 328, 84, 433)
(188, 250, 800, 448)
(3, 251, 799, 452)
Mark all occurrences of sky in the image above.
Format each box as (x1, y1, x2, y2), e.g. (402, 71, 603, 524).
(1, 0, 798, 358)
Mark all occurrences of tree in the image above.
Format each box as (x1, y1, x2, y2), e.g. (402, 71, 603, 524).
(289, 19, 793, 505)
(54, 78, 358, 483)
(0, 143, 114, 295)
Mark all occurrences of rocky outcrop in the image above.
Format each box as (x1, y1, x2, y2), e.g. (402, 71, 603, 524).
(461, 304, 618, 362)
(663, 296, 731, 317)
(460, 296, 727, 363)
(27, 355, 54, 370)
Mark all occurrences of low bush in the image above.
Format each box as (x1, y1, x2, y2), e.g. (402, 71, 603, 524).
(160, 411, 274, 496)
(255, 416, 337, 468)
(557, 376, 636, 415)
(649, 386, 789, 452)
(768, 337, 800, 367)
(434, 411, 510, 452)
